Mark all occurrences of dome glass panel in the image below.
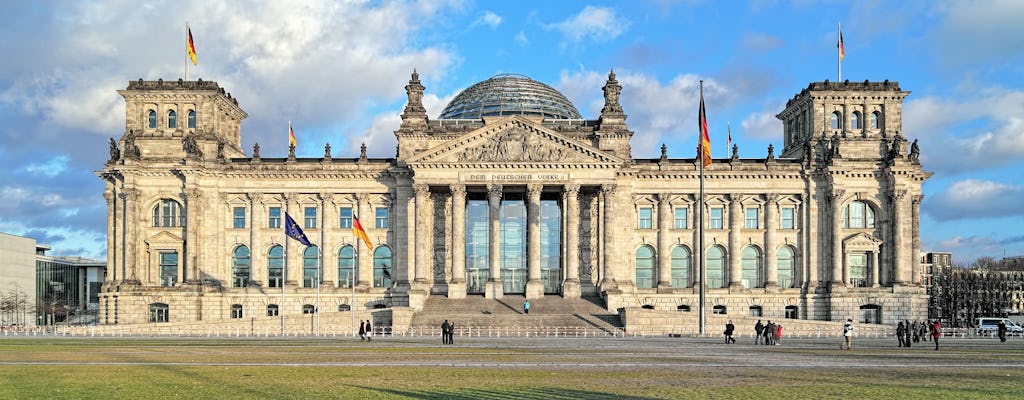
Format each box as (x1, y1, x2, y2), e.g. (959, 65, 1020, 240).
(438, 74, 582, 120)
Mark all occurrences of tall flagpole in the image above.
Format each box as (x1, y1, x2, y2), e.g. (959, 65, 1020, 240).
(698, 81, 707, 337)
(281, 233, 286, 335)
(837, 21, 843, 82)
(185, 22, 189, 81)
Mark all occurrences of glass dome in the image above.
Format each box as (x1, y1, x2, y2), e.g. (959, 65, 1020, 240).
(438, 73, 582, 120)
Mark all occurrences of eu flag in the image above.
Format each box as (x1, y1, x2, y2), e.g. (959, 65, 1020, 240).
(284, 212, 313, 247)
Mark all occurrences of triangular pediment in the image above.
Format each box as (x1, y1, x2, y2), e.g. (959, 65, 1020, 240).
(405, 116, 624, 167)
(843, 232, 881, 250)
(145, 231, 183, 247)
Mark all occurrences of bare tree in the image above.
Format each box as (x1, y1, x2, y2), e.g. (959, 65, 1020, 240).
(930, 260, 1024, 328)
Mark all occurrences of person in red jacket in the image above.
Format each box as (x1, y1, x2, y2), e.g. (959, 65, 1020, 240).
(930, 320, 942, 350)
(775, 324, 783, 345)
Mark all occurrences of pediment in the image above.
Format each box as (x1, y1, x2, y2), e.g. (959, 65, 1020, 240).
(145, 231, 183, 247)
(843, 232, 881, 250)
(405, 116, 625, 167)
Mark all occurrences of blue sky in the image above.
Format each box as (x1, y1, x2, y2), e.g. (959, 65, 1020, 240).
(1, 1, 1022, 265)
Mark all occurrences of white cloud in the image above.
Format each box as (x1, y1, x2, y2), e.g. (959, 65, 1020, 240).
(925, 179, 1024, 221)
(547, 6, 629, 44)
(740, 110, 781, 141)
(515, 31, 528, 46)
(934, 0, 1024, 66)
(473, 11, 502, 29)
(21, 155, 70, 178)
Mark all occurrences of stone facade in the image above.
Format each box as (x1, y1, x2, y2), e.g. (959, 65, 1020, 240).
(98, 73, 930, 327)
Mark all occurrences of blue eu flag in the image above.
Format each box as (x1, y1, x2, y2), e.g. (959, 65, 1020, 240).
(284, 212, 313, 247)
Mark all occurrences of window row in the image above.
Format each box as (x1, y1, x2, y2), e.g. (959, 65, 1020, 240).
(830, 110, 882, 130)
(634, 244, 799, 289)
(148, 302, 363, 323)
(229, 244, 393, 289)
(237, 206, 389, 230)
(147, 109, 197, 129)
(637, 206, 797, 230)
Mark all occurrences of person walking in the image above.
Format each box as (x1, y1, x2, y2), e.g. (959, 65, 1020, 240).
(930, 320, 942, 350)
(997, 320, 1007, 343)
(365, 320, 373, 341)
(523, 300, 531, 315)
(724, 320, 736, 344)
(904, 319, 912, 347)
(896, 321, 906, 347)
(841, 319, 854, 350)
(359, 320, 366, 341)
(448, 321, 456, 345)
(775, 324, 783, 346)
(441, 320, 450, 344)
(754, 320, 764, 345)
(764, 321, 774, 345)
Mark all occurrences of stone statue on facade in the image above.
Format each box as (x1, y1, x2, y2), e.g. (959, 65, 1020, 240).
(324, 143, 332, 160)
(108, 138, 120, 162)
(183, 134, 202, 157)
(908, 139, 920, 162)
(252, 143, 261, 160)
(360, 142, 368, 163)
(288, 143, 296, 160)
(601, 70, 623, 114)
(831, 132, 841, 158)
(217, 141, 225, 161)
(731, 144, 739, 160)
(767, 143, 775, 160)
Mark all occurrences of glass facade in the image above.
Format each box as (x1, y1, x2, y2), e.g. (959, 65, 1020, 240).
(35, 260, 81, 325)
(465, 196, 489, 294)
(500, 193, 527, 294)
(539, 196, 561, 293)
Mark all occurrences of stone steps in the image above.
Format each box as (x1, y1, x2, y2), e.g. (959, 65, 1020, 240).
(412, 294, 622, 334)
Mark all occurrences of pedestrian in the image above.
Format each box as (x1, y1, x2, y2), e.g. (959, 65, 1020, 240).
(841, 319, 854, 350)
(998, 320, 1008, 342)
(930, 320, 942, 350)
(724, 320, 736, 344)
(754, 320, 764, 345)
(523, 300, 530, 315)
(912, 320, 920, 343)
(904, 319, 912, 347)
(775, 324, 783, 345)
(896, 321, 906, 347)
(359, 320, 366, 341)
(765, 321, 775, 345)
(441, 320, 450, 344)
(365, 319, 373, 341)
(448, 321, 455, 345)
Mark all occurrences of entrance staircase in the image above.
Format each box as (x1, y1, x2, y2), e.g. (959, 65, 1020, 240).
(411, 294, 623, 337)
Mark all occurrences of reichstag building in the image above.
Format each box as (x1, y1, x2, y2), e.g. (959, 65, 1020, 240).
(98, 71, 930, 326)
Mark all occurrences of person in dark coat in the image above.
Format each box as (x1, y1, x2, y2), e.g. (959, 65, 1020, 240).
(997, 321, 1007, 342)
(904, 319, 912, 347)
(724, 320, 736, 344)
(441, 320, 450, 344)
(359, 320, 366, 341)
(754, 320, 764, 345)
(365, 320, 373, 341)
(896, 321, 906, 347)
(447, 321, 455, 345)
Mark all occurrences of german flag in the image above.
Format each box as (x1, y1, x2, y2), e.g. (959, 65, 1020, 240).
(187, 25, 197, 65)
(698, 88, 711, 167)
(352, 214, 373, 250)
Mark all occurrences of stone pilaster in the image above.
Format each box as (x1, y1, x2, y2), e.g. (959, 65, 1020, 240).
(600, 184, 620, 292)
(657, 192, 673, 291)
(355, 193, 373, 288)
(892, 190, 908, 285)
(831, 189, 846, 291)
(448, 185, 467, 299)
(486, 184, 503, 299)
(413, 183, 431, 288)
(525, 184, 544, 299)
(728, 193, 743, 290)
(122, 188, 141, 284)
(764, 194, 779, 290)
(911, 195, 923, 285)
(562, 184, 581, 298)
(103, 189, 116, 282)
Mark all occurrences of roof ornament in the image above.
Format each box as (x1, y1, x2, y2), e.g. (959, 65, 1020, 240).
(360, 142, 368, 163)
(601, 69, 623, 114)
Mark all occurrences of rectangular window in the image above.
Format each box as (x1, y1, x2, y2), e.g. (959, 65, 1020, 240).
(745, 208, 759, 229)
(781, 207, 795, 229)
(637, 207, 653, 229)
(159, 251, 178, 287)
(674, 207, 688, 229)
(304, 207, 317, 229)
(375, 207, 389, 229)
(709, 207, 724, 229)
(233, 207, 246, 229)
(268, 207, 281, 229)
(339, 207, 352, 228)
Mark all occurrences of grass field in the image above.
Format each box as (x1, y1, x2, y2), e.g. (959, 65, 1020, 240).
(1, 336, 1021, 399)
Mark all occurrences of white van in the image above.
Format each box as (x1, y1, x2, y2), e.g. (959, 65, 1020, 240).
(975, 317, 1023, 335)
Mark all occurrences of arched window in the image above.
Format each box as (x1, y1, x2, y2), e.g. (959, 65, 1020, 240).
(707, 245, 726, 288)
(670, 246, 691, 287)
(149, 303, 169, 323)
(268, 245, 283, 288)
(870, 111, 881, 129)
(635, 245, 655, 288)
(187, 110, 196, 129)
(842, 201, 876, 228)
(152, 199, 185, 227)
(373, 246, 392, 288)
(777, 246, 796, 288)
(232, 245, 250, 287)
(230, 304, 243, 319)
(741, 246, 762, 288)
(851, 111, 861, 129)
(302, 246, 319, 288)
(147, 110, 157, 128)
(266, 304, 279, 317)
(167, 110, 177, 129)
(830, 111, 842, 129)
(338, 245, 355, 287)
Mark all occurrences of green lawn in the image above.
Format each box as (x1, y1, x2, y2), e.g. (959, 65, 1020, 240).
(1, 337, 1020, 399)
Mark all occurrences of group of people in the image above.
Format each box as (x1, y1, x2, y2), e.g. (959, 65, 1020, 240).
(358, 319, 373, 341)
(892, 319, 943, 350)
(752, 320, 783, 345)
(440, 319, 456, 345)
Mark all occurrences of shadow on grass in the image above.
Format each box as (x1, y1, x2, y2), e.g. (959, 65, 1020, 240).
(357, 385, 660, 400)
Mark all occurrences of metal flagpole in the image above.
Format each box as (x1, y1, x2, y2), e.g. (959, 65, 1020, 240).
(185, 22, 189, 81)
(838, 21, 842, 82)
(698, 81, 707, 337)
(281, 234, 286, 335)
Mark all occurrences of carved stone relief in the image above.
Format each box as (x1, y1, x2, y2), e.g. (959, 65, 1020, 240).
(578, 191, 596, 283)
(432, 191, 450, 284)
(457, 126, 579, 162)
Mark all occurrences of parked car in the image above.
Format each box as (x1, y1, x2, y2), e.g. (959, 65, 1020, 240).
(975, 317, 1024, 335)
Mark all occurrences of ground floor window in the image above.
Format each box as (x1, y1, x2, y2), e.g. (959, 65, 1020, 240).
(230, 304, 243, 319)
(860, 304, 881, 324)
(149, 303, 169, 323)
(749, 306, 763, 317)
(267, 304, 279, 317)
(713, 305, 727, 314)
(338, 304, 350, 311)
(302, 304, 316, 314)
(785, 305, 799, 319)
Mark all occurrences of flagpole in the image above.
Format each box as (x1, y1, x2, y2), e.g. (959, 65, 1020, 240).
(185, 22, 189, 81)
(838, 21, 842, 82)
(281, 233, 286, 335)
(698, 81, 707, 337)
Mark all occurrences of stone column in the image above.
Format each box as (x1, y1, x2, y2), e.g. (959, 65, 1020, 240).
(284, 194, 299, 286)
(448, 185, 467, 299)
(657, 192, 673, 290)
(911, 195, 923, 285)
(728, 193, 743, 290)
(871, 250, 880, 288)
(394, 183, 413, 289)
(600, 184, 619, 291)
(892, 190, 908, 285)
(123, 188, 141, 284)
(525, 184, 544, 299)
(355, 194, 372, 288)
(765, 195, 779, 290)
(831, 190, 845, 290)
(562, 184, 581, 298)
(413, 183, 432, 287)
(317, 193, 329, 287)
(486, 184, 503, 299)
(103, 189, 116, 282)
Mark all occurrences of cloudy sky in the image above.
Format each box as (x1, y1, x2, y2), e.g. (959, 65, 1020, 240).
(1, 1, 1022, 265)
